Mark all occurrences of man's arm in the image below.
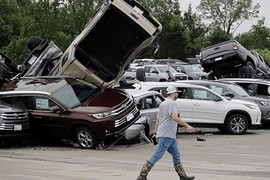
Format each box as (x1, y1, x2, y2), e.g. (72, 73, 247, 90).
(171, 113, 196, 133)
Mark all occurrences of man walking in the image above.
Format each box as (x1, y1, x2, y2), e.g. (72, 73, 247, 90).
(137, 86, 196, 180)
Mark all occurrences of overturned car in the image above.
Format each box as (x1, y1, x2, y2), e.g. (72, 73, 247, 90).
(0, 0, 162, 148)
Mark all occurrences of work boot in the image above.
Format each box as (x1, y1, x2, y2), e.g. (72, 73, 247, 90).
(137, 161, 154, 180)
(174, 163, 195, 180)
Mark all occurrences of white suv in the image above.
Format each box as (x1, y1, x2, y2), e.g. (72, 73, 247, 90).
(127, 82, 262, 134)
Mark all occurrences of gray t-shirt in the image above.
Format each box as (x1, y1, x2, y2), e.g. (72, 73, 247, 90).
(157, 98, 178, 139)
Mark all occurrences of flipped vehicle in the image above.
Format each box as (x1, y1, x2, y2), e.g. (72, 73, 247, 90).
(1, 0, 162, 90)
(0, 76, 140, 149)
(0, 51, 20, 84)
(49, 0, 162, 88)
(200, 40, 270, 79)
(128, 81, 262, 134)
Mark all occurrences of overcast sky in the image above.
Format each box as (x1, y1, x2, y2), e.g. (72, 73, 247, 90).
(179, 0, 270, 36)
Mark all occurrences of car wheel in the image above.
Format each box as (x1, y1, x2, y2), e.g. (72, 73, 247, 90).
(75, 127, 97, 149)
(238, 65, 252, 78)
(136, 68, 146, 82)
(226, 114, 248, 134)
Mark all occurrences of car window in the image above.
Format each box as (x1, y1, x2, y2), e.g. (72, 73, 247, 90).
(0, 96, 58, 111)
(145, 96, 155, 108)
(149, 67, 158, 73)
(191, 88, 218, 101)
(154, 94, 164, 107)
(177, 88, 189, 99)
(31, 96, 58, 111)
(210, 85, 230, 96)
(257, 84, 270, 95)
(235, 82, 254, 92)
(149, 87, 167, 97)
(144, 66, 151, 73)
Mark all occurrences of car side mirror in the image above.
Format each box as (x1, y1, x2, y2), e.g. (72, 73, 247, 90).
(50, 105, 62, 112)
(152, 70, 158, 74)
(224, 92, 235, 98)
(214, 96, 222, 101)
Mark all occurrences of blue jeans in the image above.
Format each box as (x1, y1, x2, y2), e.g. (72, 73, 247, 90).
(148, 137, 181, 165)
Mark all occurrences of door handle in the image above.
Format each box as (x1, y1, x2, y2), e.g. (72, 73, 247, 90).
(194, 103, 200, 106)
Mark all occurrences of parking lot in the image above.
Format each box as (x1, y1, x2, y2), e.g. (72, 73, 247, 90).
(0, 127, 270, 180)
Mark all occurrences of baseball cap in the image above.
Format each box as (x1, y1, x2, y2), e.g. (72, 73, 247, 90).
(166, 86, 178, 94)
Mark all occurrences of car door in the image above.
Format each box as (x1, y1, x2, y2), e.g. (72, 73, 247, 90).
(139, 95, 159, 134)
(25, 96, 71, 139)
(175, 87, 193, 123)
(144, 66, 159, 81)
(190, 87, 225, 124)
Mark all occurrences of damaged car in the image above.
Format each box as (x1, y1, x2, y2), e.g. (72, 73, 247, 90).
(49, 0, 162, 88)
(0, 0, 162, 149)
(0, 76, 140, 149)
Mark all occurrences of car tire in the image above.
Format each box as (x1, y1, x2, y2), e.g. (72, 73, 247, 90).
(226, 114, 248, 134)
(136, 68, 146, 82)
(238, 65, 252, 78)
(75, 127, 97, 149)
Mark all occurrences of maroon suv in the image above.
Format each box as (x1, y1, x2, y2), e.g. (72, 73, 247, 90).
(0, 76, 140, 149)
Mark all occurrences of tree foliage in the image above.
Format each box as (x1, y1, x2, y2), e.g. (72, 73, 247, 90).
(236, 18, 270, 62)
(197, 0, 260, 35)
(0, 0, 268, 65)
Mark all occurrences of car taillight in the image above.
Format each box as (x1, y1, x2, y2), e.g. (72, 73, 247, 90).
(233, 42, 239, 50)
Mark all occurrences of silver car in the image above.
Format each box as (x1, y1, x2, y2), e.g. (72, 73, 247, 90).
(122, 91, 165, 143)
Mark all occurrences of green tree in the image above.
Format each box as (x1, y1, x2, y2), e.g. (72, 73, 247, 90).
(236, 18, 270, 50)
(182, 4, 209, 56)
(0, 0, 20, 48)
(197, 0, 260, 35)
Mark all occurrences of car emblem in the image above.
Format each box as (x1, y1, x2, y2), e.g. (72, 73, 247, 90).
(121, 103, 127, 109)
(14, 113, 19, 119)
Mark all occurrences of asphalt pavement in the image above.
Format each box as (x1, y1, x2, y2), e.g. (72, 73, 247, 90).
(0, 127, 270, 180)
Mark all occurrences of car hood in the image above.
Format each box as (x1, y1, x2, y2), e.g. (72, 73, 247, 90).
(230, 99, 258, 106)
(53, 0, 162, 88)
(73, 106, 112, 114)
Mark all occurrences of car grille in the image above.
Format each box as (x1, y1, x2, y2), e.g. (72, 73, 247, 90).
(115, 107, 138, 128)
(0, 112, 29, 130)
(175, 75, 188, 80)
(199, 75, 208, 79)
(112, 98, 133, 116)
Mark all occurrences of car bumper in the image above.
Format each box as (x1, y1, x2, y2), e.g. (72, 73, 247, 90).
(122, 124, 145, 140)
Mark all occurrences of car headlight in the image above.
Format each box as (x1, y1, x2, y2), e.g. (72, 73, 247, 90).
(255, 100, 270, 106)
(243, 103, 259, 109)
(92, 111, 115, 119)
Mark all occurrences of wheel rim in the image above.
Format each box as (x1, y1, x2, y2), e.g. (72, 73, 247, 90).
(77, 130, 93, 148)
(230, 117, 246, 133)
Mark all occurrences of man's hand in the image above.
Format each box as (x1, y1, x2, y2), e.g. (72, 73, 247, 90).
(186, 125, 196, 133)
